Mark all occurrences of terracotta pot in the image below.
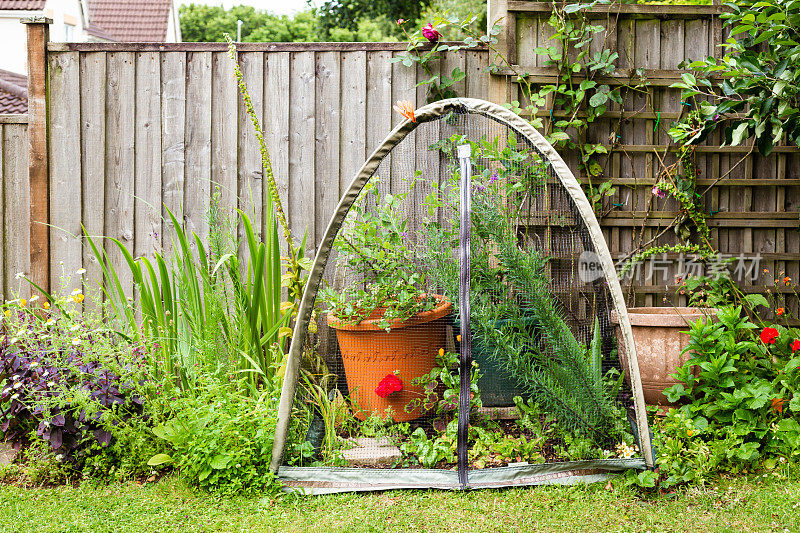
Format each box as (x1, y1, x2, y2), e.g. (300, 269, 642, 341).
(328, 294, 452, 422)
(611, 307, 717, 407)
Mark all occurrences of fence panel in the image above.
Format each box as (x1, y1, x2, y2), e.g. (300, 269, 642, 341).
(499, 2, 800, 309)
(0, 118, 29, 300)
(40, 43, 490, 297)
(15, 18, 798, 309)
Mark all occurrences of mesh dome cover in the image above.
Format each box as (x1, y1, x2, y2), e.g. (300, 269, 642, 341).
(271, 98, 651, 493)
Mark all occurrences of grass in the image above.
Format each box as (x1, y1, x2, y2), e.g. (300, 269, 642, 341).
(1, 474, 799, 532)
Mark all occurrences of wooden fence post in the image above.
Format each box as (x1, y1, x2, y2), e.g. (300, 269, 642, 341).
(487, 0, 510, 106)
(22, 17, 51, 293)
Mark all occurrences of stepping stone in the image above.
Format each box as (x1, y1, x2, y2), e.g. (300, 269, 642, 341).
(342, 437, 401, 467)
(0, 442, 16, 465)
(477, 406, 520, 420)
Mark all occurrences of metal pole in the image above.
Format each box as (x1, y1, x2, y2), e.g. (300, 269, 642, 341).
(456, 143, 472, 489)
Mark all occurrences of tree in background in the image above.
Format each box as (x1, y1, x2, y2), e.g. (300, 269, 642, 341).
(180, 4, 321, 42)
(317, 0, 433, 39)
(181, 3, 400, 42)
(180, 1, 488, 43)
(418, 0, 486, 39)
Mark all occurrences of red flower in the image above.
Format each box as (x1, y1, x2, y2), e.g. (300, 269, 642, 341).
(760, 327, 779, 344)
(792, 340, 800, 352)
(777, 307, 785, 316)
(422, 23, 441, 43)
(375, 374, 403, 398)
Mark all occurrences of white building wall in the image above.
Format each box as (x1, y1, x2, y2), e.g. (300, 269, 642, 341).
(166, 2, 181, 43)
(0, 0, 88, 74)
(46, 0, 87, 43)
(0, 12, 35, 74)
(0, 0, 178, 74)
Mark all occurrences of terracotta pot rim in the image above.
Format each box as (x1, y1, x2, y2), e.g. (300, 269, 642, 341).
(327, 293, 452, 331)
(610, 306, 719, 327)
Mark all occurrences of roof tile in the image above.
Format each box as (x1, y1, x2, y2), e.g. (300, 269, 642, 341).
(88, 0, 171, 42)
(0, 69, 26, 114)
(0, 90, 27, 113)
(0, 1, 47, 10)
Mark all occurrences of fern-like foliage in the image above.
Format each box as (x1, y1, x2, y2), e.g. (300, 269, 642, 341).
(477, 243, 626, 442)
(414, 134, 626, 441)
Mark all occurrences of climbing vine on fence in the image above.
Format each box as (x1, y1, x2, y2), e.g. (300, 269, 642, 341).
(395, 1, 799, 287)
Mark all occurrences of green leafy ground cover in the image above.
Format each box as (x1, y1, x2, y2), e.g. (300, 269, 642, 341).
(1, 474, 798, 533)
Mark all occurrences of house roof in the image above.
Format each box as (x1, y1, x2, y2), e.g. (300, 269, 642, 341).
(85, 23, 115, 41)
(87, 0, 172, 42)
(0, 0, 47, 9)
(0, 69, 27, 114)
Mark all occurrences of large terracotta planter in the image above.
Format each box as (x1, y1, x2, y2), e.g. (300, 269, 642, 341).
(328, 295, 452, 422)
(611, 307, 717, 407)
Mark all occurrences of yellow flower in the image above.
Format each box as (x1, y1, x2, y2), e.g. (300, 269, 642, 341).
(43, 301, 50, 310)
(456, 335, 461, 342)
(686, 430, 693, 437)
(19, 299, 26, 307)
(72, 294, 85, 303)
(3, 310, 10, 317)
(438, 348, 444, 357)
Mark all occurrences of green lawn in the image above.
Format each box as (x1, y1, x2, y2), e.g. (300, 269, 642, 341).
(1, 474, 799, 533)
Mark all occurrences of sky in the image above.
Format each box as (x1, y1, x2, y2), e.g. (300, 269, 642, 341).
(180, 0, 318, 16)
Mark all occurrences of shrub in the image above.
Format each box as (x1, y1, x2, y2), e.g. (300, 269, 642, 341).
(0, 298, 158, 478)
(641, 304, 800, 489)
(148, 379, 281, 496)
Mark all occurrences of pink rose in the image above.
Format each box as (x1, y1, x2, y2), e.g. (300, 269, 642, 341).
(422, 23, 441, 43)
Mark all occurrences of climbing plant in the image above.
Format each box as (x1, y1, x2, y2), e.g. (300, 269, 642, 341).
(394, 2, 752, 284)
(395, 6, 624, 212)
(670, 0, 800, 156)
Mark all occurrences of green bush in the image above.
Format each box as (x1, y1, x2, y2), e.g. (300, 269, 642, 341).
(148, 379, 280, 496)
(638, 304, 800, 489)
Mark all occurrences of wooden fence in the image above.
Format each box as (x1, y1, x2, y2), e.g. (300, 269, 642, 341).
(1, 6, 799, 311)
(0, 116, 29, 299)
(37, 41, 491, 301)
(489, 1, 800, 310)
